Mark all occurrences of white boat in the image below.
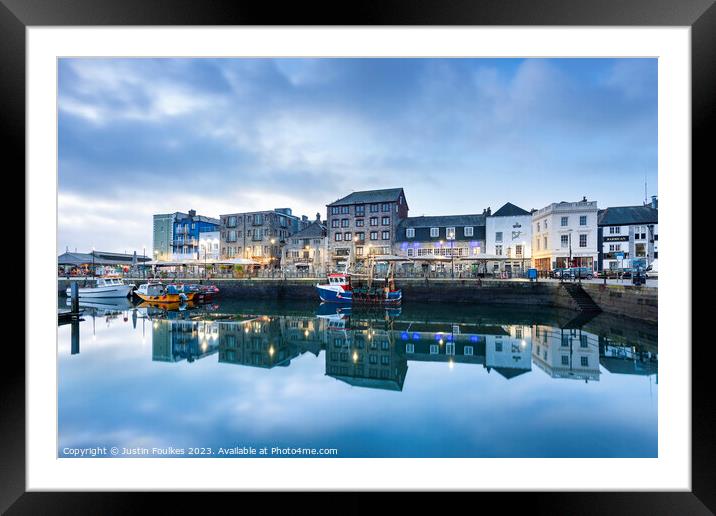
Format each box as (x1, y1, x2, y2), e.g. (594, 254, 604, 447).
(65, 276, 134, 298)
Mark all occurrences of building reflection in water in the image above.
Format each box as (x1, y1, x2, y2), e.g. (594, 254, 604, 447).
(110, 303, 658, 390)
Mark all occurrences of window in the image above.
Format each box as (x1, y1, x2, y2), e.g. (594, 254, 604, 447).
(580, 215, 587, 226)
(430, 344, 439, 355)
(335, 233, 342, 241)
(381, 203, 390, 212)
(495, 231, 503, 242)
(341, 219, 349, 228)
(464, 346, 473, 356)
(580, 335, 588, 348)
(536, 239, 540, 250)
(561, 235, 569, 248)
(635, 243, 646, 257)
(331, 219, 339, 228)
(356, 246, 363, 256)
(355, 205, 365, 216)
(227, 216, 237, 227)
(496, 341, 503, 352)
(344, 232, 352, 241)
(464, 226, 473, 237)
(253, 214, 263, 225)
(446, 227, 456, 240)
(382, 216, 390, 225)
(382, 231, 390, 240)
(609, 226, 621, 234)
(561, 355, 569, 366)
(543, 236, 547, 249)
(370, 217, 378, 226)
(579, 234, 587, 248)
(331, 207, 339, 215)
(580, 356, 589, 367)
(370, 231, 378, 241)
(515, 245, 523, 257)
(356, 232, 365, 241)
(407, 248, 414, 257)
(406, 343, 415, 353)
(356, 219, 364, 227)
(495, 245, 502, 256)
(227, 230, 237, 242)
(406, 228, 415, 238)
(536, 222, 540, 232)
(561, 216, 568, 227)
(430, 227, 439, 237)
(370, 204, 379, 213)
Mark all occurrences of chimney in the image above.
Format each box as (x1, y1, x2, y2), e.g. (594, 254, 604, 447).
(188, 209, 196, 217)
(302, 215, 308, 222)
(486, 207, 491, 216)
(651, 195, 658, 209)
(316, 212, 321, 222)
(581, 196, 587, 202)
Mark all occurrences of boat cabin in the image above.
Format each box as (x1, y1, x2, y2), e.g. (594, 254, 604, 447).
(96, 277, 125, 287)
(327, 274, 351, 287)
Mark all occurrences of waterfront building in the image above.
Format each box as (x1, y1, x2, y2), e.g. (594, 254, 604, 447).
(394, 213, 486, 275)
(597, 197, 658, 272)
(219, 208, 309, 268)
(152, 210, 220, 262)
(485, 202, 533, 275)
(531, 198, 599, 271)
(58, 250, 151, 275)
(325, 188, 409, 270)
(151, 319, 220, 363)
(198, 231, 220, 261)
(282, 213, 328, 275)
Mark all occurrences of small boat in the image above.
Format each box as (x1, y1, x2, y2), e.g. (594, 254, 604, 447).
(168, 283, 219, 301)
(316, 273, 402, 305)
(65, 276, 134, 298)
(134, 282, 196, 303)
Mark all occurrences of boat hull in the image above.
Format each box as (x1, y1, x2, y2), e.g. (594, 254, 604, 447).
(65, 285, 134, 298)
(135, 293, 189, 303)
(316, 284, 401, 305)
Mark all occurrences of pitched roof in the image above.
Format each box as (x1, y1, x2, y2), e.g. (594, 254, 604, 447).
(598, 205, 658, 226)
(327, 188, 405, 206)
(400, 214, 485, 228)
(290, 220, 327, 239)
(491, 202, 531, 217)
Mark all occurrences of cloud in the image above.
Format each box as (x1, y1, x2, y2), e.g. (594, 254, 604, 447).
(57, 57, 658, 254)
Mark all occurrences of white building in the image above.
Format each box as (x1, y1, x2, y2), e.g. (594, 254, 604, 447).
(198, 231, 220, 261)
(597, 197, 658, 271)
(531, 198, 599, 272)
(485, 202, 533, 274)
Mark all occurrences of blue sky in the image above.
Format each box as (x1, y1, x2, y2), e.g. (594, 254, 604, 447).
(58, 58, 657, 254)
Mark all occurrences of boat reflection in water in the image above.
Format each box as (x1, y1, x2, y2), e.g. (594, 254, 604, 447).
(137, 302, 657, 389)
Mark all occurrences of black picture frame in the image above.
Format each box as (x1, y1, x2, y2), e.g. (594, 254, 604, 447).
(5, 0, 710, 512)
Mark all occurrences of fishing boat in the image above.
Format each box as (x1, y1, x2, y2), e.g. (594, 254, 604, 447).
(65, 276, 134, 298)
(134, 282, 196, 303)
(316, 272, 402, 305)
(167, 283, 220, 301)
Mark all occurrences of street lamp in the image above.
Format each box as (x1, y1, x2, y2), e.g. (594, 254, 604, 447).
(91, 246, 95, 278)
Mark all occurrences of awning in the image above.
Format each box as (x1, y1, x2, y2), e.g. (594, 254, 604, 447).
(212, 258, 261, 265)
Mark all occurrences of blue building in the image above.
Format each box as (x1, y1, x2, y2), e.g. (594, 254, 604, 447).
(153, 209, 220, 261)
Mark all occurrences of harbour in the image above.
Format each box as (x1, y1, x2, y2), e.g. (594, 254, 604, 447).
(57, 295, 657, 458)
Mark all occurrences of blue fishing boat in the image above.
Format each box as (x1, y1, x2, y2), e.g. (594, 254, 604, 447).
(316, 272, 402, 305)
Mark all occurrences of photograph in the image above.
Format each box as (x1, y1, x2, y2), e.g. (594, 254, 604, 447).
(56, 56, 660, 459)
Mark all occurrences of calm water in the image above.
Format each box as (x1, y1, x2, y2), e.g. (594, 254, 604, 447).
(58, 297, 658, 458)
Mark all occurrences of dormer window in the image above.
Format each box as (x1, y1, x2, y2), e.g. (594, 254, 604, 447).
(406, 228, 415, 238)
(464, 226, 473, 237)
(430, 227, 439, 238)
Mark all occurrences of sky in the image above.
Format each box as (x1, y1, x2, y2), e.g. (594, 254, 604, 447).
(58, 58, 658, 255)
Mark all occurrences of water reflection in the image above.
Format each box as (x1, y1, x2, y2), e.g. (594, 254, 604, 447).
(65, 299, 657, 389)
(58, 297, 658, 457)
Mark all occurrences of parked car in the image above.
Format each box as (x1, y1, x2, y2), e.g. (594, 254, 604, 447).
(550, 268, 570, 279)
(569, 267, 594, 280)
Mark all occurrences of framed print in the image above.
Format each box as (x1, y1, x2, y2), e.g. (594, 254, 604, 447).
(5, 0, 712, 512)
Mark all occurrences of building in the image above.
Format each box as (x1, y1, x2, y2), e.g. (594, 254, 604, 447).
(283, 213, 328, 274)
(58, 250, 151, 275)
(152, 210, 220, 262)
(199, 231, 220, 261)
(597, 197, 658, 272)
(485, 202, 533, 274)
(326, 188, 409, 269)
(219, 208, 309, 267)
(531, 198, 599, 271)
(394, 213, 486, 275)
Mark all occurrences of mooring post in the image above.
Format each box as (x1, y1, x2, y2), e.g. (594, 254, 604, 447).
(71, 282, 79, 314)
